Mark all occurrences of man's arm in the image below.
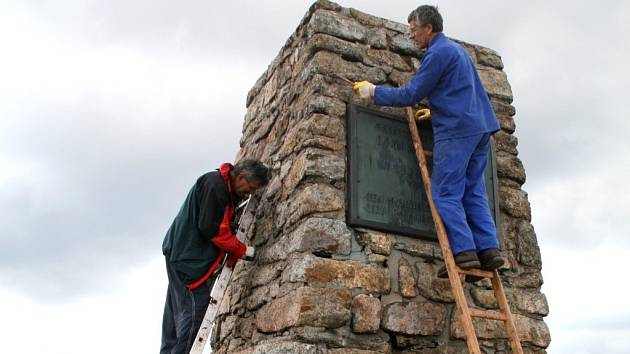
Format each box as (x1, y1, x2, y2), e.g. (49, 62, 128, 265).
(374, 50, 445, 107)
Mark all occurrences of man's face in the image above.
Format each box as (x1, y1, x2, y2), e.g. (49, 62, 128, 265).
(408, 21, 432, 49)
(232, 174, 263, 198)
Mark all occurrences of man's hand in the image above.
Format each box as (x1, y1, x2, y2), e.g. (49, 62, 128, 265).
(415, 108, 431, 121)
(352, 80, 375, 99)
(243, 246, 255, 261)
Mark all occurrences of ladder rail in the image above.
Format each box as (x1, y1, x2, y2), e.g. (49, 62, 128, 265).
(404, 107, 481, 354)
(189, 197, 255, 354)
(404, 107, 523, 354)
(491, 270, 524, 354)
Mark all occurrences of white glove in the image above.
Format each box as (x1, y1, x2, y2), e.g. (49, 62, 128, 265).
(243, 246, 255, 261)
(352, 80, 375, 99)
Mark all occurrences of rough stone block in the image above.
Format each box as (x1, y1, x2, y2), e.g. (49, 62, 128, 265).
(499, 186, 531, 220)
(490, 98, 516, 117)
(303, 93, 348, 118)
(308, 33, 365, 62)
(451, 308, 507, 340)
(511, 290, 549, 317)
(470, 288, 498, 309)
(367, 254, 387, 264)
(381, 301, 447, 336)
(508, 271, 544, 289)
(366, 28, 387, 49)
(497, 113, 516, 134)
(388, 69, 415, 87)
(390, 33, 423, 57)
(282, 147, 345, 198)
(516, 220, 542, 269)
(282, 254, 391, 294)
(276, 183, 344, 229)
(304, 73, 355, 102)
(497, 151, 526, 185)
(398, 257, 417, 298)
(394, 240, 440, 259)
(476, 46, 504, 69)
(517, 315, 551, 348)
(255, 286, 351, 333)
(451, 311, 550, 348)
(258, 217, 351, 263)
(256, 294, 301, 333)
(349, 8, 383, 27)
(293, 325, 391, 352)
(301, 50, 388, 86)
(247, 280, 280, 311)
(415, 261, 454, 303)
(248, 340, 319, 354)
(251, 262, 286, 287)
(278, 113, 345, 159)
(383, 18, 407, 33)
(477, 66, 513, 102)
(329, 349, 384, 354)
(219, 315, 237, 342)
(238, 316, 257, 339)
(351, 294, 381, 333)
(493, 130, 519, 155)
(365, 49, 412, 72)
(312, 0, 342, 12)
(308, 9, 367, 43)
(365, 231, 393, 255)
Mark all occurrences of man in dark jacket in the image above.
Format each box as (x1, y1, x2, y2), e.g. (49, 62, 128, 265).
(353, 5, 504, 275)
(160, 159, 270, 354)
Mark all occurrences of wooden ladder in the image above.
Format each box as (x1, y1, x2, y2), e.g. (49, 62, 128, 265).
(404, 107, 524, 354)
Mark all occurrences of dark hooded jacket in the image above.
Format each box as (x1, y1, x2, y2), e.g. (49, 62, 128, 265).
(162, 163, 246, 287)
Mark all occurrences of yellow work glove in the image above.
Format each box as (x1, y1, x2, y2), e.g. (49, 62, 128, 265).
(415, 108, 431, 121)
(352, 80, 375, 99)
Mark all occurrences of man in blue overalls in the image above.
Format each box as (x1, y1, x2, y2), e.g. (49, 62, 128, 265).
(353, 5, 504, 277)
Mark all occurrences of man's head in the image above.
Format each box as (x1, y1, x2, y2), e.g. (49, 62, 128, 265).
(407, 5, 443, 49)
(230, 159, 270, 198)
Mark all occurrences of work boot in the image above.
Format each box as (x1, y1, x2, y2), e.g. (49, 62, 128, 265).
(478, 248, 505, 270)
(462, 249, 506, 283)
(437, 251, 481, 279)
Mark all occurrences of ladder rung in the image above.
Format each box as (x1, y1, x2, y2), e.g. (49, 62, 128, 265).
(469, 308, 507, 321)
(457, 268, 494, 278)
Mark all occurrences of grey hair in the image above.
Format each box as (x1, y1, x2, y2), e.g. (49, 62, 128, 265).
(233, 159, 271, 185)
(407, 5, 443, 33)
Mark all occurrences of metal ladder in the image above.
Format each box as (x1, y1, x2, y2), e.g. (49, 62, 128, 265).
(404, 107, 524, 354)
(189, 197, 255, 354)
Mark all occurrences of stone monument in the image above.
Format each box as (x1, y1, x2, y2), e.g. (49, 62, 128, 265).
(211, 1, 550, 353)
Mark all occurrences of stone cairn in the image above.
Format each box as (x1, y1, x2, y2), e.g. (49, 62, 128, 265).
(212, 1, 550, 353)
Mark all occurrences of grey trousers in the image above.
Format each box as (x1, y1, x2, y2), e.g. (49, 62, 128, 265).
(160, 260, 217, 354)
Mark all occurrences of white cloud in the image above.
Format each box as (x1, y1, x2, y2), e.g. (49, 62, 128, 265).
(542, 244, 630, 353)
(0, 256, 166, 354)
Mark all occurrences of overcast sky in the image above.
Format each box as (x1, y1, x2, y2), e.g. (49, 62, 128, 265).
(1, 1, 629, 353)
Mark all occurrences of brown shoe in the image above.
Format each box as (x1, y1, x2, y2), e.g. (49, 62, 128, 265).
(437, 251, 481, 278)
(478, 248, 505, 270)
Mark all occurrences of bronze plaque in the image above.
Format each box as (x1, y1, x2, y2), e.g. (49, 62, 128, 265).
(346, 104, 500, 240)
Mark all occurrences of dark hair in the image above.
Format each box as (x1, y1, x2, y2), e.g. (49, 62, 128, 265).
(407, 5, 443, 33)
(233, 159, 270, 185)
